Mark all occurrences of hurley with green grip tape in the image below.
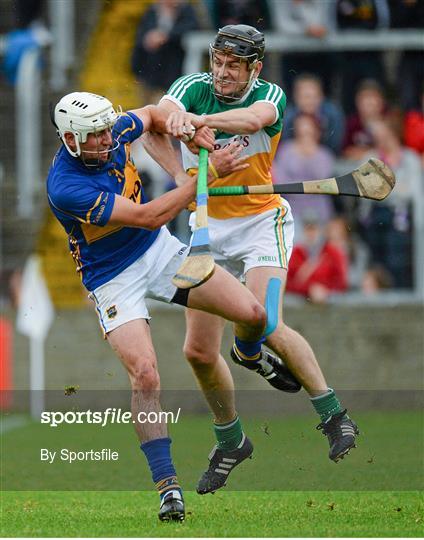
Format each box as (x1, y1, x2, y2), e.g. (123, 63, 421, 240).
(172, 148, 215, 289)
(208, 158, 396, 202)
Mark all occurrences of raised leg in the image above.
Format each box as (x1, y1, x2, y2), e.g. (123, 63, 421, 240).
(245, 266, 328, 395)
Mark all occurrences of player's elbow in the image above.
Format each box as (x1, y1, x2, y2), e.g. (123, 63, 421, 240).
(140, 221, 158, 231)
(140, 218, 161, 231)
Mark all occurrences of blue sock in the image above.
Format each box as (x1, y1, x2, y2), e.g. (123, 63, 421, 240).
(234, 336, 265, 362)
(140, 437, 182, 500)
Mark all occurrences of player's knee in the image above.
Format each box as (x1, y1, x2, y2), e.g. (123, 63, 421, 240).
(248, 301, 267, 330)
(184, 341, 217, 368)
(127, 359, 160, 391)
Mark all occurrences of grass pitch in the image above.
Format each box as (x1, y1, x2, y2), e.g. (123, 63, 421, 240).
(1, 410, 423, 537)
(1, 491, 423, 537)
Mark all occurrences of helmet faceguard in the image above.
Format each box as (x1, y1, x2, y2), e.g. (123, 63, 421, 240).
(210, 24, 265, 103)
(53, 92, 121, 168)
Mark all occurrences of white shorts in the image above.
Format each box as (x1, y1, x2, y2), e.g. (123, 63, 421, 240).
(89, 227, 188, 334)
(190, 202, 294, 280)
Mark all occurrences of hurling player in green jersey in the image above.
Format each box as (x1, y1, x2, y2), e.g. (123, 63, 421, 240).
(149, 25, 360, 494)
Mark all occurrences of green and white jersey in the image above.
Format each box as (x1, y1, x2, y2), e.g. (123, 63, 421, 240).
(162, 73, 287, 219)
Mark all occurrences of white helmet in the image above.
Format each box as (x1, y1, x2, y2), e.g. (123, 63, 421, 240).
(54, 92, 120, 159)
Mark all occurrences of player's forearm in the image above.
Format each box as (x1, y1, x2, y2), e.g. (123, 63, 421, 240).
(203, 109, 262, 134)
(109, 179, 196, 229)
(141, 131, 186, 184)
(136, 180, 196, 229)
(144, 105, 169, 133)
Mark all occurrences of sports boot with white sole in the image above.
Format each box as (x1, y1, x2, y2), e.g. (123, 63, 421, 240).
(230, 346, 301, 393)
(158, 490, 185, 522)
(197, 435, 253, 494)
(316, 409, 359, 462)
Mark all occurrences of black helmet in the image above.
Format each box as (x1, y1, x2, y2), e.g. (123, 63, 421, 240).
(211, 24, 265, 64)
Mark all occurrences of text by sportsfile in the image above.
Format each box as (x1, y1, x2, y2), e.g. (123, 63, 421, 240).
(40, 448, 119, 463)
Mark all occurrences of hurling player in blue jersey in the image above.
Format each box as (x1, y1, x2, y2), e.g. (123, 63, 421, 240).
(47, 91, 270, 522)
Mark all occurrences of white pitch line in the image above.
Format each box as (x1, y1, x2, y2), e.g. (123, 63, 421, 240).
(0, 415, 31, 434)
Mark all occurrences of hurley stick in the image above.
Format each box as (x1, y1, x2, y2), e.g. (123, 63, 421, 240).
(209, 158, 395, 201)
(172, 147, 215, 289)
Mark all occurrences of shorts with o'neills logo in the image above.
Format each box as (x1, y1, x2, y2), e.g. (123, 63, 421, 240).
(88, 227, 188, 335)
(189, 201, 294, 280)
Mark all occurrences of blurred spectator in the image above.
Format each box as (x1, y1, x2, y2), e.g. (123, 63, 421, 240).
(286, 212, 349, 303)
(131, 0, 199, 105)
(342, 79, 396, 161)
(361, 264, 393, 295)
(1, 0, 50, 85)
(269, 0, 333, 97)
(282, 74, 345, 154)
(358, 119, 423, 288)
(403, 89, 424, 164)
(14, 0, 44, 28)
(273, 112, 336, 240)
(8, 268, 23, 308)
(330, 0, 390, 113)
(207, 0, 271, 30)
(0, 269, 22, 309)
(326, 216, 369, 289)
(389, 0, 424, 111)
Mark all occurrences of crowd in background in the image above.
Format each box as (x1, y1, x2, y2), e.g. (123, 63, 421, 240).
(129, 0, 423, 302)
(3, 0, 423, 303)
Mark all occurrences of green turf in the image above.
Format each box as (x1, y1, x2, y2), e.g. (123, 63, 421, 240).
(1, 410, 423, 536)
(1, 411, 422, 491)
(1, 491, 423, 537)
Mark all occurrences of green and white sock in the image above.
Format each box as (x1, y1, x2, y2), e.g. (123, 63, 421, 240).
(214, 415, 244, 450)
(310, 388, 346, 422)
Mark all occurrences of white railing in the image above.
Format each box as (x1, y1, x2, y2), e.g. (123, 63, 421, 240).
(183, 30, 424, 74)
(15, 47, 42, 218)
(48, 0, 75, 91)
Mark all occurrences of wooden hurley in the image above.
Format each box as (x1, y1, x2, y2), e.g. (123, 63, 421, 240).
(172, 147, 215, 289)
(208, 158, 396, 201)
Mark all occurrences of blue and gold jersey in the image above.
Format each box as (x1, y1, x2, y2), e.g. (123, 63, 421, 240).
(47, 112, 160, 291)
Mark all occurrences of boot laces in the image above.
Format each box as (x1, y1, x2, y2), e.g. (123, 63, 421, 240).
(316, 409, 348, 441)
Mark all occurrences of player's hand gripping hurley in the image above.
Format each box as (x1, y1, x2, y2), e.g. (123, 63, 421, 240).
(172, 148, 215, 289)
(208, 158, 395, 201)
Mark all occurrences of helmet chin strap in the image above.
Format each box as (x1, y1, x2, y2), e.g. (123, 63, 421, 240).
(63, 133, 81, 158)
(62, 128, 120, 168)
(213, 70, 257, 103)
(80, 136, 120, 168)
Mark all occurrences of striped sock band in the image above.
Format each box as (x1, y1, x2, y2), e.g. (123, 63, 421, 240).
(155, 476, 182, 501)
(234, 336, 264, 362)
(310, 388, 346, 422)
